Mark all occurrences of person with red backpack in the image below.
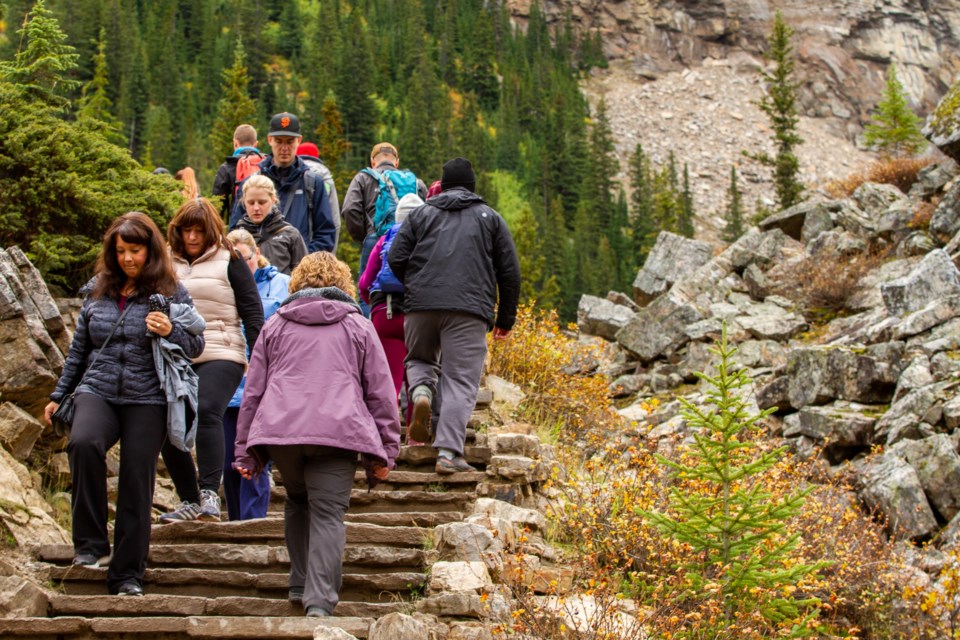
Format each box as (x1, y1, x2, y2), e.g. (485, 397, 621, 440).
(213, 125, 264, 222)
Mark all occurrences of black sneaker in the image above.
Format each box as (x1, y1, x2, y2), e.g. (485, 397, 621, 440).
(72, 554, 102, 567)
(288, 586, 304, 603)
(117, 581, 143, 596)
(305, 605, 330, 617)
(436, 455, 477, 475)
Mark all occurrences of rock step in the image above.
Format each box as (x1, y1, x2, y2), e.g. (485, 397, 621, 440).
(396, 445, 491, 467)
(47, 594, 404, 620)
(48, 566, 426, 602)
(39, 543, 432, 573)
(266, 488, 473, 515)
(148, 520, 431, 547)
(351, 469, 487, 489)
(0, 615, 372, 638)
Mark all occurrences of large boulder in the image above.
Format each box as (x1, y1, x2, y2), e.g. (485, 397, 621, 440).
(881, 249, 960, 317)
(576, 295, 635, 340)
(858, 453, 938, 541)
(0, 445, 69, 546)
(785, 343, 903, 409)
(796, 402, 879, 463)
(616, 295, 701, 362)
(923, 80, 960, 163)
(930, 179, 960, 239)
(0, 402, 44, 461)
(890, 434, 960, 522)
(632, 231, 712, 306)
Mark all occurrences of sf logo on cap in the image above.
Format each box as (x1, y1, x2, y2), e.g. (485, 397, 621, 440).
(281, 116, 291, 128)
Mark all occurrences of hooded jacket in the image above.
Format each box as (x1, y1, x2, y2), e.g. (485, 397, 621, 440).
(234, 208, 307, 275)
(230, 155, 335, 253)
(153, 302, 206, 451)
(387, 187, 522, 331)
(234, 287, 401, 480)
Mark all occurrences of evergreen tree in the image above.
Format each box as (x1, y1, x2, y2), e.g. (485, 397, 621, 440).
(77, 27, 125, 146)
(863, 63, 927, 157)
(209, 39, 258, 161)
(583, 98, 618, 233)
(644, 326, 823, 634)
(678, 163, 695, 238)
(277, 0, 304, 60)
(751, 12, 804, 210)
(628, 142, 655, 265)
(650, 164, 680, 237)
(723, 166, 745, 243)
(335, 8, 377, 168)
(314, 95, 353, 195)
(0, 0, 80, 109)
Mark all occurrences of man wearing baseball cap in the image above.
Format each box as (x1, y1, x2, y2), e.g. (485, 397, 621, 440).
(229, 112, 335, 257)
(342, 142, 427, 316)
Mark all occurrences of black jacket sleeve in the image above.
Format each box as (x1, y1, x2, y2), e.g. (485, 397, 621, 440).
(51, 304, 93, 402)
(492, 216, 522, 331)
(212, 163, 234, 218)
(227, 254, 264, 349)
(342, 173, 371, 243)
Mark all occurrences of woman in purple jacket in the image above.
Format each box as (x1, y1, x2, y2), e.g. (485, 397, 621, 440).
(233, 251, 400, 617)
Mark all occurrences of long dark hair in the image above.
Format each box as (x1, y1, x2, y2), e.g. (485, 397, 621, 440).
(91, 212, 177, 299)
(167, 197, 231, 259)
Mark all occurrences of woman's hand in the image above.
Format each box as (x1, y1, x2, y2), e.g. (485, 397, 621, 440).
(233, 461, 256, 480)
(146, 311, 173, 337)
(372, 464, 390, 481)
(43, 401, 58, 426)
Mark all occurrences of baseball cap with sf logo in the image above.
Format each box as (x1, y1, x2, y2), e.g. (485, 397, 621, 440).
(268, 112, 301, 137)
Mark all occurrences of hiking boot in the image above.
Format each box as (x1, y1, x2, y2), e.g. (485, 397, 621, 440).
(408, 386, 433, 444)
(306, 605, 330, 617)
(436, 455, 477, 475)
(158, 501, 201, 524)
(198, 489, 221, 522)
(72, 554, 103, 567)
(288, 586, 304, 603)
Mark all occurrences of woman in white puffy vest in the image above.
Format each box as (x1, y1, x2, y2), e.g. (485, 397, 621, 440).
(158, 198, 264, 523)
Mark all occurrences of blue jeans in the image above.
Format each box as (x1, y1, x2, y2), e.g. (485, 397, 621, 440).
(222, 406, 271, 520)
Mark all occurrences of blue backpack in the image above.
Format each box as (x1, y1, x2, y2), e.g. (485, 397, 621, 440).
(361, 167, 418, 236)
(373, 224, 404, 294)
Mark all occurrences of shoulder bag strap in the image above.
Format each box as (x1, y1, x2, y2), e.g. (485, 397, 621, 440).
(72, 302, 133, 392)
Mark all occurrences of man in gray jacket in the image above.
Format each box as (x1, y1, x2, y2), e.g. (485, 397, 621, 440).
(388, 157, 521, 474)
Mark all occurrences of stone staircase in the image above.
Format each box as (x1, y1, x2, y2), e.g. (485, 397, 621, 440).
(0, 390, 558, 639)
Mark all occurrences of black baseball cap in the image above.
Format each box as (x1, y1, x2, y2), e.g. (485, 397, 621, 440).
(268, 112, 301, 137)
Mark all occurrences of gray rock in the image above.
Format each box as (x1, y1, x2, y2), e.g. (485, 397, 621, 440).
(577, 295, 635, 340)
(797, 403, 878, 463)
(876, 200, 918, 237)
(610, 374, 643, 397)
(858, 453, 938, 540)
(742, 263, 772, 299)
(890, 434, 960, 522)
(0, 402, 43, 461)
(909, 160, 958, 199)
(756, 376, 791, 412)
(931, 352, 960, 380)
(806, 229, 867, 256)
(731, 340, 788, 370)
(930, 180, 960, 239)
(892, 295, 960, 341)
(944, 395, 960, 429)
(846, 256, 922, 313)
(895, 230, 939, 257)
(785, 343, 903, 409)
(368, 614, 427, 640)
(881, 250, 960, 317)
(615, 295, 701, 362)
(735, 301, 807, 341)
(758, 200, 823, 240)
(429, 561, 493, 593)
(0, 575, 48, 618)
(632, 231, 713, 306)
(606, 290, 639, 312)
(723, 228, 801, 271)
(852, 182, 909, 220)
(434, 522, 503, 570)
(892, 356, 935, 402)
(874, 383, 950, 444)
(447, 622, 494, 640)
(800, 203, 837, 243)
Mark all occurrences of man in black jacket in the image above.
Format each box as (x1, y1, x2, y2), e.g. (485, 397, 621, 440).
(212, 124, 263, 221)
(388, 157, 521, 474)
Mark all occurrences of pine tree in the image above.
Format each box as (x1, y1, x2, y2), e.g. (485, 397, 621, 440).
(335, 8, 377, 168)
(583, 98, 619, 233)
(0, 0, 80, 109)
(677, 163, 695, 238)
(723, 166, 745, 242)
(644, 326, 824, 634)
(77, 27, 125, 146)
(209, 39, 258, 161)
(751, 12, 804, 210)
(628, 142, 655, 265)
(863, 63, 927, 157)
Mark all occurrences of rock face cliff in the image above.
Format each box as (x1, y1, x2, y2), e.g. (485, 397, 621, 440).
(513, 0, 960, 121)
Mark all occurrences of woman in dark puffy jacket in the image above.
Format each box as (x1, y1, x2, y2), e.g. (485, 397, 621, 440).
(44, 212, 205, 596)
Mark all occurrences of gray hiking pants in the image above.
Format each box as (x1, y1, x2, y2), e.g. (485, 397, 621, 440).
(404, 311, 488, 457)
(266, 445, 357, 613)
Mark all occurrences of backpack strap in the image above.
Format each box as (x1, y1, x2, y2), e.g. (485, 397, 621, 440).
(361, 168, 383, 229)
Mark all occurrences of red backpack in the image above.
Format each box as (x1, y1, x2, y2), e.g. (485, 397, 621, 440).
(234, 150, 265, 200)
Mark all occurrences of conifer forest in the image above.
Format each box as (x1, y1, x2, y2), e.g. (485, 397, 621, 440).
(0, 0, 682, 318)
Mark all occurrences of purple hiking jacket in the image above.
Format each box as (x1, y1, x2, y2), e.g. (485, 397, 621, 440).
(233, 288, 401, 484)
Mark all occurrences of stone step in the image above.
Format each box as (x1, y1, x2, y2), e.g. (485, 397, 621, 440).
(351, 469, 487, 489)
(344, 510, 463, 527)
(0, 615, 372, 638)
(47, 594, 404, 620)
(396, 445, 491, 468)
(47, 566, 427, 602)
(39, 543, 432, 573)
(147, 520, 430, 547)
(264, 489, 474, 515)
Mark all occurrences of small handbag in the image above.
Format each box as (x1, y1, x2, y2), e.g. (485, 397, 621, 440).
(51, 304, 132, 437)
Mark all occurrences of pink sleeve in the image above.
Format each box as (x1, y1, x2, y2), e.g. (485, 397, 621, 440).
(358, 235, 386, 304)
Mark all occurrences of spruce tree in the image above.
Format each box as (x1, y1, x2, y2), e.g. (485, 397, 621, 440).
(0, 0, 80, 109)
(751, 12, 804, 210)
(644, 326, 824, 634)
(628, 142, 655, 265)
(209, 39, 257, 161)
(723, 166, 745, 242)
(863, 63, 927, 157)
(77, 27, 125, 146)
(584, 98, 619, 233)
(678, 163, 695, 238)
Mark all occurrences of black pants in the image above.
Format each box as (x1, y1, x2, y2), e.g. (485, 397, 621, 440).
(161, 360, 244, 502)
(68, 393, 166, 593)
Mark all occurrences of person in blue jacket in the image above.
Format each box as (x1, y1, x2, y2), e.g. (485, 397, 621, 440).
(221, 228, 292, 520)
(229, 112, 336, 254)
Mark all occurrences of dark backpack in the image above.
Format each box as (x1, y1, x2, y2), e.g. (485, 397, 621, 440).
(361, 167, 418, 236)
(372, 224, 404, 294)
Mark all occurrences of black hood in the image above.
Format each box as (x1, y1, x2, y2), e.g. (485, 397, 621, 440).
(428, 187, 486, 211)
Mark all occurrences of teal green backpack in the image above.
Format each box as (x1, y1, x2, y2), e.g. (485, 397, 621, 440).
(361, 168, 418, 236)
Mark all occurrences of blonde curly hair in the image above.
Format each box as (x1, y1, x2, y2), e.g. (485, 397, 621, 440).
(288, 252, 356, 298)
